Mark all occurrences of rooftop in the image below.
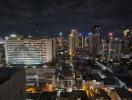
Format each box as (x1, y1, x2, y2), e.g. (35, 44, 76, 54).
(8, 35, 53, 40)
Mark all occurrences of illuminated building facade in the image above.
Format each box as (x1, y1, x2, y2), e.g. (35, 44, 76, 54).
(57, 32, 64, 52)
(69, 29, 79, 56)
(5, 36, 56, 65)
(109, 38, 122, 62)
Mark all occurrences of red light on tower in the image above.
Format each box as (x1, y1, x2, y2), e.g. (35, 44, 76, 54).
(108, 32, 114, 40)
(109, 32, 113, 37)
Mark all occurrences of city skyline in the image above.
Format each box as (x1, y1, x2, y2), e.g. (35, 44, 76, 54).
(0, 28, 131, 100)
(0, 1, 131, 100)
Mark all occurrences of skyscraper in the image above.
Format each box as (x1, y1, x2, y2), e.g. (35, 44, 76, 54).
(92, 25, 101, 52)
(84, 32, 101, 56)
(123, 29, 132, 53)
(57, 32, 64, 52)
(69, 29, 79, 57)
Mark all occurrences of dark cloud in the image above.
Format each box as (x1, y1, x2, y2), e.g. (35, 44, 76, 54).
(0, 0, 131, 37)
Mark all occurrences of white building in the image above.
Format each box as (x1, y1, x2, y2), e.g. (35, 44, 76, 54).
(4, 35, 56, 65)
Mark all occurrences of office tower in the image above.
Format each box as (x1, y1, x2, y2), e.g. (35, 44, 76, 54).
(106, 33, 123, 63)
(92, 25, 101, 52)
(84, 32, 101, 56)
(123, 29, 132, 53)
(106, 32, 113, 63)
(78, 33, 85, 48)
(4, 35, 56, 65)
(59, 32, 63, 44)
(69, 29, 79, 56)
(101, 39, 107, 60)
(111, 38, 122, 62)
(57, 32, 64, 52)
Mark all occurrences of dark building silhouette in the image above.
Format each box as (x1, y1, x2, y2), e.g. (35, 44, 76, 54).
(0, 67, 26, 100)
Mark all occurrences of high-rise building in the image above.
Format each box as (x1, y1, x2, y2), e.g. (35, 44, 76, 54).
(78, 33, 85, 48)
(4, 35, 56, 65)
(84, 32, 101, 56)
(111, 38, 122, 62)
(69, 29, 79, 56)
(100, 39, 107, 60)
(123, 29, 132, 53)
(92, 25, 101, 52)
(57, 32, 64, 52)
(102, 37, 123, 63)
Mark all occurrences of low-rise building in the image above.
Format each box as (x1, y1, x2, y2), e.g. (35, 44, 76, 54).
(26, 67, 56, 87)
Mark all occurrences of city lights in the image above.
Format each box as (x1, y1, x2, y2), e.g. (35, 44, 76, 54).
(0, 0, 131, 99)
(1, 28, 131, 100)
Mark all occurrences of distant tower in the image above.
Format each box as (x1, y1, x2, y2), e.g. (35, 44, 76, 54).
(57, 32, 64, 52)
(101, 39, 106, 60)
(69, 29, 79, 57)
(92, 25, 101, 52)
(88, 32, 93, 55)
(107, 32, 114, 65)
(78, 33, 85, 48)
(123, 29, 131, 53)
(58, 32, 63, 45)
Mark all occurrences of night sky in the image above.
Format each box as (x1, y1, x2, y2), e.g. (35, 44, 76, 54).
(0, 0, 132, 37)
